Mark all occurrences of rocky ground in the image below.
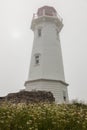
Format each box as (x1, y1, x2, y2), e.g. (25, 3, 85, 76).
(0, 90, 55, 104)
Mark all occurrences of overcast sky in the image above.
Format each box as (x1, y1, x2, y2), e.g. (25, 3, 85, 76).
(0, 0, 87, 102)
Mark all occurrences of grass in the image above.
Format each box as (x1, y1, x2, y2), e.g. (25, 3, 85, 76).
(0, 102, 87, 130)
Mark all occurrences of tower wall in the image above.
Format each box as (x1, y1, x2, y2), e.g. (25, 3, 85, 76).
(29, 21, 65, 81)
(25, 79, 69, 103)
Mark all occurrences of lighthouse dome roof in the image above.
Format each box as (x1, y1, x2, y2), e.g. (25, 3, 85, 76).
(37, 6, 57, 17)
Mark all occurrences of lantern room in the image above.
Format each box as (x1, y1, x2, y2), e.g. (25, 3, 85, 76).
(37, 6, 57, 17)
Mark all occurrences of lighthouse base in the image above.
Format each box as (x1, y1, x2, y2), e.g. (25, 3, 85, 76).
(24, 79, 69, 103)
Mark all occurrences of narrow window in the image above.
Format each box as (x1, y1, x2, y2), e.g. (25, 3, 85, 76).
(63, 91, 66, 101)
(35, 55, 40, 65)
(38, 29, 41, 37)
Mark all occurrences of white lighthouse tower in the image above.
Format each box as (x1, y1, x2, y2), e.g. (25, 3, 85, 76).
(25, 6, 69, 103)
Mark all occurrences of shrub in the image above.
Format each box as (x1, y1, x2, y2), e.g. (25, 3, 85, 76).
(0, 103, 87, 130)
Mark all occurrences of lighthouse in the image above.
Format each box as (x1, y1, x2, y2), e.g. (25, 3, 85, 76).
(24, 6, 69, 103)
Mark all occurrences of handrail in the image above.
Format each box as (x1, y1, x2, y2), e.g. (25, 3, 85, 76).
(32, 13, 63, 22)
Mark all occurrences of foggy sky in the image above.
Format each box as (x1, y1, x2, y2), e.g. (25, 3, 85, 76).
(0, 0, 87, 102)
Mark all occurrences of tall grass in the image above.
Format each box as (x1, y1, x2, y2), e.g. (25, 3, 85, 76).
(0, 103, 87, 130)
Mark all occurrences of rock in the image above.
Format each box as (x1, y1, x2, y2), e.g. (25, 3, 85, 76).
(0, 90, 55, 104)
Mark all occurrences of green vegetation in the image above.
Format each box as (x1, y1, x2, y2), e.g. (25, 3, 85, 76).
(0, 103, 87, 130)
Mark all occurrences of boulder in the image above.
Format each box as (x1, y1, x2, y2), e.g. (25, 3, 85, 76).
(0, 90, 55, 104)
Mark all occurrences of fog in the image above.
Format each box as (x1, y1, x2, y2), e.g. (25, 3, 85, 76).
(0, 0, 87, 101)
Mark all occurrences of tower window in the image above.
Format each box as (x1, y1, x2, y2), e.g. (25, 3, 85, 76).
(38, 29, 41, 37)
(35, 54, 40, 65)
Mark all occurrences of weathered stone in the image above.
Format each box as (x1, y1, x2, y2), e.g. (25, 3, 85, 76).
(0, 90, 55, 104)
